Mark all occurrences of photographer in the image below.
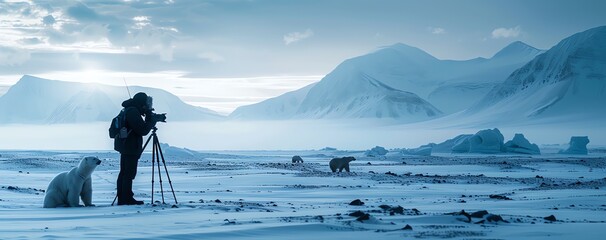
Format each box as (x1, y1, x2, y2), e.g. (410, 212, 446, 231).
(115, 92, 165, 205)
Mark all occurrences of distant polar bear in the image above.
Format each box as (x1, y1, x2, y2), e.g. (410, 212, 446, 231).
(329, 157, 356, 172)
(292, 155, 304, 163)
(43, 156, 101, 208)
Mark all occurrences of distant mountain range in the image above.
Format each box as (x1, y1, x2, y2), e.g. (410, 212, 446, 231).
(231, 40, 543, 121)
(1, 26, 604, 126)
(465, 25, 606, 123)
(0, 75, 223, 124)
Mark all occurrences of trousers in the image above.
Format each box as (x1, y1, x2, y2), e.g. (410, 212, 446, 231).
(117, 154, 139, 202)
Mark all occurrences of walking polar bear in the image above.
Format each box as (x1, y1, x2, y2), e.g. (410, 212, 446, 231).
(329, 156, 356, 172)
(43, 156, 101, 208)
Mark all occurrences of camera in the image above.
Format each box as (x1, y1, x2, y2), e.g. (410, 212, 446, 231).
(150, 112, 167, 122)
(146, 96, 167, 122)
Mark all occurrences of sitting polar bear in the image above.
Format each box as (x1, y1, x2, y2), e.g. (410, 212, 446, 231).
(43, 156, 101, 208)
(329, 156, 356, 172)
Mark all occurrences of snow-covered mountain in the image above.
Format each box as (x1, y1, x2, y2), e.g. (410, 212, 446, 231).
(294, 61, 441, 120)
(426, 41, 542, 113)
(231, 41, 542, 120)
(466, 26, 606, 123)
(0, 75, 224, 124)
(230, 83, 316, 119)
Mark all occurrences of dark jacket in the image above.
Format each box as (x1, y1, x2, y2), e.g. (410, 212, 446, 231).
(115, 99, 156, 157)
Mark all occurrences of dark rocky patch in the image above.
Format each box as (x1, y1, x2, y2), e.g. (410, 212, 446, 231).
(349, 199, 364, 206)
(356, 213, 370, 222)
(489, 194, 512, 200)
(544, 215, 557, 221)
(349, 210, 366, 217)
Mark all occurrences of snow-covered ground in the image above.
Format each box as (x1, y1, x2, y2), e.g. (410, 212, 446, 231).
(1, 149, 605, 239)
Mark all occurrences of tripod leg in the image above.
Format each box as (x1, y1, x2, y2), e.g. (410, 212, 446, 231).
(111, 194, 118, 206)
(155, 137, 178, 204)
(151, 137, 156, 204)
(154, 136, 166, 204)
(142, 133, 153, 153)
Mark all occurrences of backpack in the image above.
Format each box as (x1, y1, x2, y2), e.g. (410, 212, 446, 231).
(109, 108, 130, 139)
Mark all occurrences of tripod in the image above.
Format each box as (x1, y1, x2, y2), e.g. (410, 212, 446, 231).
(111, 127, 178, 206)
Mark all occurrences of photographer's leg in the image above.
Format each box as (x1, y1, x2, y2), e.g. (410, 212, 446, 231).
(116, 155, 126, 205)
(118, 154, 138, 204)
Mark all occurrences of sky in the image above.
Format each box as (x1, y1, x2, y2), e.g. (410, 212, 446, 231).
(1, 0, 605, 114)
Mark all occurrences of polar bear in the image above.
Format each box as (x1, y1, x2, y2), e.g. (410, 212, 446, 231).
(43, 156, 101, 208)
(329, 156, 356, 172)
(292, 155, 304, 163)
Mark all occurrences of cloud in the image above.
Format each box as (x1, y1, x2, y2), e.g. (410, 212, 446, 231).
(428, 27, 446, 35)
(133, 16, 151, 29)
(283, 29, 314, 45)
(197, 52, 225, 63)
(42, 15, 56, 25)
(0, 46, 30, 66)
(492, 26, 521, 39)
(66, 2, 104, 23)
(19, 37, 43, 45)
(30, 2, 179, 61)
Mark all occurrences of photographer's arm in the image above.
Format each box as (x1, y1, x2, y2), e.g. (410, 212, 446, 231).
(126, 108, 156, 136)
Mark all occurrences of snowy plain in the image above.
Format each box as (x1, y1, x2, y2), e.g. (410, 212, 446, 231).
(1, 146, 605, 239)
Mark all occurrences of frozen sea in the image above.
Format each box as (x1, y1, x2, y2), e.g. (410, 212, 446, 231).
(1, 148, 605, 239)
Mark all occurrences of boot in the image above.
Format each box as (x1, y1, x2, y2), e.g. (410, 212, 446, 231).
(118, 197, 144, 205)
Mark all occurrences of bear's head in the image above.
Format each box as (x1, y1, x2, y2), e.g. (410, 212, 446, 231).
(78, 156, 101, 177)
(344, 156, 356, 162)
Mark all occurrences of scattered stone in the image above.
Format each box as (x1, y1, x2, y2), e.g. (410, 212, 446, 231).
(385, 171, 398, 176)
(489, 194, 512, 200)
(450, 210, 471, 222)
(349, 199, 364, 206)
(402, 224, 413, 230)
(390, 206, 404, 215)
(214, 199, 222, 203)
(470, 210, 489, 218)
(356, 213, 370, 222)
(378, 205, 391, 211)
(349, 210, 366, 217)
(485, 214, 509, 223)
(544, 215, 557, 221)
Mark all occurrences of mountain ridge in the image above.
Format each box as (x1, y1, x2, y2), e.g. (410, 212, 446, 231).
(465, 25, 606, 122)
(231, 40, 543, 119)
(0, 75, 224, 124)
